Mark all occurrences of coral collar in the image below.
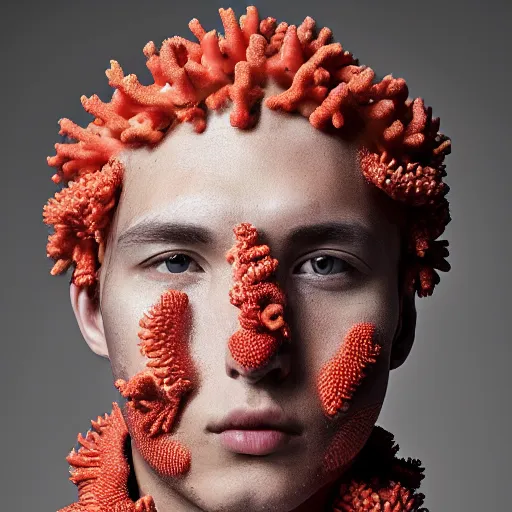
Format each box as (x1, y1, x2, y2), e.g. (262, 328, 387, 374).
(58, 403, 427, 511)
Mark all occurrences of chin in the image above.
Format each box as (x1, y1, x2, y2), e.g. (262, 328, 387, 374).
(188, 463, 322, 512)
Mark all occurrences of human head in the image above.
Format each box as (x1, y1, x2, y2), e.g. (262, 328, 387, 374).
(43, 6, 450, 511)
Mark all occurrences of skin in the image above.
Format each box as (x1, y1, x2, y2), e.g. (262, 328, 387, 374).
(72, 83, 417, 512)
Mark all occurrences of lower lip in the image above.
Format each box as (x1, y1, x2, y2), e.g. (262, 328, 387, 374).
(219, 430, 290, 455)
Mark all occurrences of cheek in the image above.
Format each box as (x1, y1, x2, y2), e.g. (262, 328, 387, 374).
(111, 289, 196, 477)
(317, 323, 381, 416)
(288, 276, 399, 379)
(323, 403, 382, 475)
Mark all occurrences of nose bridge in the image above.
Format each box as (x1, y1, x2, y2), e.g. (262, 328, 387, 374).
(208, 268, 240, 335)
(223, 222, 291, 384)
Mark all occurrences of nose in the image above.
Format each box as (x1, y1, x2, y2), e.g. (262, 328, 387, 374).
(225, 345, 291, 384)
(225, 222, 292, 384)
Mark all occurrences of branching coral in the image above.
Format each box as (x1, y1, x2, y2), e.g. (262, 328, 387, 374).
(115, 289, 193, 477)
(226, 222, 290, 369)
(59, 403, 156, 512)
(59, 404, 426, 511)
(43, 5, 451, 297)
(317, 323, 381, 417)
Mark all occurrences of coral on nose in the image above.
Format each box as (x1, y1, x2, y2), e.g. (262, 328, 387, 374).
(226, 222, 290, 370)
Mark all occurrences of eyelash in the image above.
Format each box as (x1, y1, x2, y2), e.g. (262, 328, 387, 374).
(152, 253, 204, 275)
(148, 252, 356, 277)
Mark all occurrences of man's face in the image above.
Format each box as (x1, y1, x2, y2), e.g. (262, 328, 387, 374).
(97, 85, 404, 511)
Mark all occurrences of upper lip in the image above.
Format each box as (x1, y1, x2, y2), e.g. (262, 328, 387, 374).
(207, 407, 303, 435)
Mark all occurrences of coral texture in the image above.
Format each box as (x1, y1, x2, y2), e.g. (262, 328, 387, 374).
(318, 323, 381, 416)
(332, 426, 427, 511)
(58, 405, 427, 511)
(115, 289, 193, 477)
(58, 403, 156, 512)
(226, 222, 290, 369)
(43, 5, 451, 298)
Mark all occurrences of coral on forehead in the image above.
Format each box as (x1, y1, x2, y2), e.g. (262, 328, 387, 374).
(43, 5, 451, 298)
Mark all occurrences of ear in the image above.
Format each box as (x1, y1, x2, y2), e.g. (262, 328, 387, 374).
(70, 283, 109, 358)
(390, 288, 417, 370)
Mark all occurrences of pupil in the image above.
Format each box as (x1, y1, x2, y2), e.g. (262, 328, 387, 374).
(165, 254, 191, 273)
(312, 256, 333, 275)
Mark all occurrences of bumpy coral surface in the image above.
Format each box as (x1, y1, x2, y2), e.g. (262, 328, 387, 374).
(58, 403, 156, 511)
(59, 405, 427, 511)
(43, 5, 451, 298)
(318, 323, 381, 417)
(332, 426, 427, 511)
(115, 289, 193, 477)
(226, 222, 290, 369)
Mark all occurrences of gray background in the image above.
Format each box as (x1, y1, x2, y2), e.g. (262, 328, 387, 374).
(1, 0, 510, 510)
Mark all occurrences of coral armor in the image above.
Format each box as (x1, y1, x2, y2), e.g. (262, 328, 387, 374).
(43, 5, 451, 298)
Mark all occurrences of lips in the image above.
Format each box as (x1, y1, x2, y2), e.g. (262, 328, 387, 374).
(207, 407, 302, 455)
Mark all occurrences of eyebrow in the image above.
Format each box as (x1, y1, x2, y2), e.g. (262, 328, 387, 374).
(117, 219, 376, 254)
(117, 220, 214, 248)
(285, 222, 376, 250)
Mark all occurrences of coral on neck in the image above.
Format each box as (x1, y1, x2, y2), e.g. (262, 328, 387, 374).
(60, 403, 156, 511)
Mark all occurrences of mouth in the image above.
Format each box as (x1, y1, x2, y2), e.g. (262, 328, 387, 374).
(207, 406, 302, 456)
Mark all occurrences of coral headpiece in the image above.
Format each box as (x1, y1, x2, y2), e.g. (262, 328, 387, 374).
(43, 5, 451, 297)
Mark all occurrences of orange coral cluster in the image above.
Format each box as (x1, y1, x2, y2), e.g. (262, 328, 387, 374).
(334, 480, 421, 511)
(226, 222, 290, 369)
(115, 290, 193, 477)
(43, 5, 451, 297)
(318, 323, 381, 417)
(59, 403, 156, 512)
(43, 157, 123, 288)
(58, 404, 426, 511)
(332, 426, 427, 511)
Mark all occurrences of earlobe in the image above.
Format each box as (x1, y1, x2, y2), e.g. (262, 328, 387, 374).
(390, 290, 417, 370)
(70, 283, 109, 359)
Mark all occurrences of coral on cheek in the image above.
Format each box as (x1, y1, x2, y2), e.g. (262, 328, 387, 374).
(115, 289, 194, 477)
(317, 323, 381, 417)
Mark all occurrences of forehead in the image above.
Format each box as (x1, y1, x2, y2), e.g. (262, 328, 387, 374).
(115, 96, 400, 251)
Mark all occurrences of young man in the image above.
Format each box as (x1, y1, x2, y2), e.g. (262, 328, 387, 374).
(44, 5, 451, 511)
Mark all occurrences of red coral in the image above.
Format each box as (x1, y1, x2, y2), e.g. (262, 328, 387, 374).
(58, 403, 156, 512)
(226, 222, 290, 370)
(58, 403, 427, 511)
(317, 323, 381, 417)
(334, 480, 421, 511)
(43, 157, 123, 288)
(115, 290, 193, 477)
(44, 5, 451, 298)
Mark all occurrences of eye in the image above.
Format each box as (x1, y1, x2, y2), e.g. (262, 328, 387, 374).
(154, 253, 203, 274)
(295, 255, 353, 276)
